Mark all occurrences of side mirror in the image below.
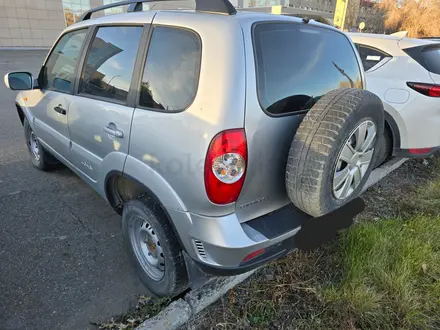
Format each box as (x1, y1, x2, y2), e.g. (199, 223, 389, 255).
(4, 72, 33, 90)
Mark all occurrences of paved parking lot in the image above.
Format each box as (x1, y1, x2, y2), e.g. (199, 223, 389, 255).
(0, 51, 148, 330)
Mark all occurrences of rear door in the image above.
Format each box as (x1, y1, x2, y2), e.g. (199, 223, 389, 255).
(67, 24, 146, 186)
(236, 21, 364, 223)
(30, 28, 88, 160)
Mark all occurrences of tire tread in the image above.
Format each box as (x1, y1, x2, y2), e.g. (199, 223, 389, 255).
(286, 88, 383, 216)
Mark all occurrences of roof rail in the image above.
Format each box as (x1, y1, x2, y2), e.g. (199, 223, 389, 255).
(78, 0, 236, 21)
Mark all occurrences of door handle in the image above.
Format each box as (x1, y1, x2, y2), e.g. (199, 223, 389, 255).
(54, 105, 67, 115)
(103, 125, 124, 138)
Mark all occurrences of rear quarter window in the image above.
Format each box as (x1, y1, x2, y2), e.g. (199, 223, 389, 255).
(404, 44, 440, 75)
(253, 22, 363, 116)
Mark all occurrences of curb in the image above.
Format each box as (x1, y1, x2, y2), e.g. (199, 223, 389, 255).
(135, 271, 257, 330)
(135, 157, 408, 330)
(362, 157, 408, 193)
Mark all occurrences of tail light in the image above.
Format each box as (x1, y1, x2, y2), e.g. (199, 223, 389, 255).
(407, 82, 440, 97)
(205, 129, 247, 204)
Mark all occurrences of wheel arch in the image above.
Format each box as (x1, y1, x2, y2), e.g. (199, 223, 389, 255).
(384, 110, 401, 150)
(104, 170, 186, 250)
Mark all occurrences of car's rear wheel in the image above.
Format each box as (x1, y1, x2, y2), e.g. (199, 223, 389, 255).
(286, 88, 384, 217)
(24, 117, 50, 171)
(374, 124, 393, 168)
(122, 196, 188, 297)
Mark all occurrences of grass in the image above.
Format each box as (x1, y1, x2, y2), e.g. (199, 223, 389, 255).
(187, 155, 440, 330)
(322, 216, 440, 329)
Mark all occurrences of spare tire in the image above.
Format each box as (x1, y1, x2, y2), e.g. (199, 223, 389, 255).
(286, 89, 384, 217)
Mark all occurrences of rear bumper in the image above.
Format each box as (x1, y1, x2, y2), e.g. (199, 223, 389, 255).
(189, 234, 297, 277)
(181, 203, 310, 275)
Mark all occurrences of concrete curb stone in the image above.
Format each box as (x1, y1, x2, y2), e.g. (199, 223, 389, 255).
(135, 271, 257, 330)
(135, 299, 192, 330)
(135, 157, 408, 330)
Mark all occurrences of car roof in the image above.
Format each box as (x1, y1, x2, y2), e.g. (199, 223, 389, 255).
(347, 32, 403, 41)
(65, 8, 336, 32)
(347, 32, 438, 55)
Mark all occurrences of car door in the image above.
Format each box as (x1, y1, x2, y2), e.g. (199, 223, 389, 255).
(29, 28, 89, 161)
(67, 24, 146, 186)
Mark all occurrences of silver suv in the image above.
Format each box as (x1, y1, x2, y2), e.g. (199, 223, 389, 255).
(4, 0, 384, 297)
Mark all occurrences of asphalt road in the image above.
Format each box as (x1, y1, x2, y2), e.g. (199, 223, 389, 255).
(0, 51, 148, 329)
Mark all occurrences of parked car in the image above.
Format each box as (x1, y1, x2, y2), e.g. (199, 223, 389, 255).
(5, 0, 385, 297)
(348, 32, 440, 163)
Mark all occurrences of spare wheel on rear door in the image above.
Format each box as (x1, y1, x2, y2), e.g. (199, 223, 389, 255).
(286, 88, 384, 217)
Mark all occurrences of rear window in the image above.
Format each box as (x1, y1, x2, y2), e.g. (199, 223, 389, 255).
(404, 45, 440, 75)
(253, 22, 363, 116)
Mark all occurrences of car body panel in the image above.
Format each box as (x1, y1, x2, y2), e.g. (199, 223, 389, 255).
(67, 96, 134, 185)
(348, 33, 440, 150)
(430, 72, 440, 84)
(26, 90, 72, 160)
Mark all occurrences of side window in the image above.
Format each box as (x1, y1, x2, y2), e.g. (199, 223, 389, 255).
(41, 29, 87, 94)
(79, 26, 143, 103)
(253, 23, 363, 116)
(139, 27, 201, 111)
(356, 43, 390, 71)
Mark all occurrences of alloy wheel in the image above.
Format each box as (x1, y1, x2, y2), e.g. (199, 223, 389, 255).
(333, 120, 377, 200)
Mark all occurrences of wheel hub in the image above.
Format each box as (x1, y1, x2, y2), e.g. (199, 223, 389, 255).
(146, 235, 157, 256)
(333, 120, 377, 200)
(28, 131, 40, 161)
(129, 217, 165, 281)
(348, 152, 362, 168)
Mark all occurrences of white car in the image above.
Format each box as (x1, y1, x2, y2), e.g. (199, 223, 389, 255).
(348, 32, 440, 164)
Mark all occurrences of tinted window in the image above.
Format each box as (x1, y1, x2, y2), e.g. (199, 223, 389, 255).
(41, 29, 87, 94)
(253, 23, 363, 115)
(139, 27, 201, 111)
(421, 46, 440, 74)
(80, 26, 143, 102)
(403, 44, 440, 75)
(355, 44, 390, 71)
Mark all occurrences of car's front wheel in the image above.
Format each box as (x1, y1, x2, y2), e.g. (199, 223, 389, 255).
(122, 196, 188, 297)
(24, 117, 50, 171)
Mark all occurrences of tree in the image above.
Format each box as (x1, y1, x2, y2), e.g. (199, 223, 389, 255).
(345, 0, 361, 30)
(376, 0, 440, 37)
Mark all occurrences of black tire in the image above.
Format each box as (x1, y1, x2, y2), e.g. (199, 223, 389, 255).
(374, 124, 393, 168)
(122, 196, 188, 297)
(24, 117, 50, 170)
(286, 88, 384, 217)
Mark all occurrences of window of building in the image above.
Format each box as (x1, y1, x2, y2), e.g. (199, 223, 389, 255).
(40, 29, 88, 94)
(62, 0, 91, 27)
(139, 27, 201, 111)
(79, 26, 143, 102)
(103, 0, 126, 15)
(355, 44, 391, 71)
(253, 23, 363, 116)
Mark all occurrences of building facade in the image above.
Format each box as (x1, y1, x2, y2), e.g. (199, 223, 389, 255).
(0, 0, 337, 48)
